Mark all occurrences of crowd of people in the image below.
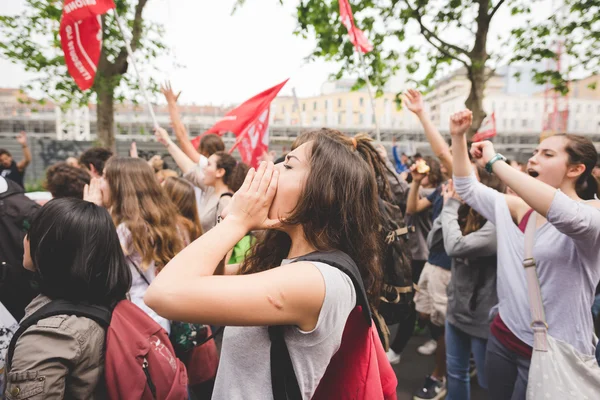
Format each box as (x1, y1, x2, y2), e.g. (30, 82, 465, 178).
(1, 85, 600, 400)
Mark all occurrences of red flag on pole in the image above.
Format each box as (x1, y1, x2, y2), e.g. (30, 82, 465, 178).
(60, 0, 116, 91)
(472, 112, 497, 142)
(193, 79, 288, 168)
(339, 0, 373, 53)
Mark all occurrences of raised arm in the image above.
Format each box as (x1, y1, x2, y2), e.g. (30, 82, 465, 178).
(404, 89, 453, 175)
(161, 82, 201, 163)
(406, 167, 432, 215)
(450, 110, 506, 224)
(145, 162, 326, 331)
(16, 131, 31, 171)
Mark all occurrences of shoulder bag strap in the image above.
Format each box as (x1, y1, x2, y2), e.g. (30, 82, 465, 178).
(523, 211, 549, 352)
(215, 192, 234, 225)
(6, 299, 111, 370)
(128, 255, 151, 286)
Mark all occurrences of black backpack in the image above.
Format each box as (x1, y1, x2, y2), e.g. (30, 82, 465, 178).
(376, 198, 414, 329)
(0, 178, 40, 321)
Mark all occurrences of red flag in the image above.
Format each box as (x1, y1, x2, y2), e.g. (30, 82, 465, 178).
(62, 0, 115, 21)
(194, 79, 288, 167)
(472, 112, 497, 142)
(339, 0, 373, 53)
(60, 0, 115, 91)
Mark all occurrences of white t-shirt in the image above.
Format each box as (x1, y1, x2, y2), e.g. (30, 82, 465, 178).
(212, 261, 356, 400)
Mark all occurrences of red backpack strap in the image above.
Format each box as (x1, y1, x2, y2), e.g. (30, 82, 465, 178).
(268, 250, 369, 400)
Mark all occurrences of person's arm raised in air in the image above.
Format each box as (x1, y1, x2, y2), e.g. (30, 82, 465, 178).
(145, 162, 327, 331)
(405, 166, 432, 215)
(16, 131, 31, 171)
(161, 82, 201, 164)
(404, 89, 453, 176)
(450, 110, 509, 224)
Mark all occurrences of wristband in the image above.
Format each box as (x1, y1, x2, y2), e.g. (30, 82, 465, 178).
(485, 153, 507, 174)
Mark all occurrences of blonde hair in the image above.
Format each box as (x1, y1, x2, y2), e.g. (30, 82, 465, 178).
(163, 177, 203, 242)
(105, 157, 185, 270)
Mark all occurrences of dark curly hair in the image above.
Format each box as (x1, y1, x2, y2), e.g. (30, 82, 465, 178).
(79, 147, 113, 176)
(45, 162, 91, 199)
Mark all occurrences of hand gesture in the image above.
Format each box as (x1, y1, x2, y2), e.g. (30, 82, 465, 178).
(154, 127, 173, 148)
(403, 89, 425, 116)
(375, 144, 388, 161)
(470, 141, 497, 167)
(83, 177, 104, 207)
(450, 110, 473, 137)
(410, 164, 427, 184)
(161, 81, 181, 104)
(16, 131, 27, 146)
(130, 141, 138, 158)
(226, 162, 280, 231)
(442, 179, 462, 204)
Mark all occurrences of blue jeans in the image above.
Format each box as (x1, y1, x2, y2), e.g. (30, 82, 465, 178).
(445, 321, 488, 400)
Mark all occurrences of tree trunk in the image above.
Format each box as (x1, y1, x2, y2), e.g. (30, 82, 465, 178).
(465, 66, 487, 137)
(465, 0, 491, 137)
(96, 84, 116, 151)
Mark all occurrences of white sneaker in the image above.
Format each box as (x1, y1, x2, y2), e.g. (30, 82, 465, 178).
(386, 349, 401, 365)
(417, 339, 438, 355)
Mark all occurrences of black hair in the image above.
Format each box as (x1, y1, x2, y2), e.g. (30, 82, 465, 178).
(0, 149, 11, 157)
(28, 198, 131, 308)
(414, 152, 423, 159)
(79, 147, 113, 176)
(214, 152, 250, 192)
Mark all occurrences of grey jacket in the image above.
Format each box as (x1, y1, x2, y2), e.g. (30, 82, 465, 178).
(441, 198, 498, 339)
(4, 295, 106, 400)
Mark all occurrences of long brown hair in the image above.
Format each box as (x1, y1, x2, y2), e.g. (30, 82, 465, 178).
(163, 177, 203, 241)
(458, 165, 506, 235)
(555, 133, 600, 200)
(105, 157, 184, 270)
(240, 129, 383, 305)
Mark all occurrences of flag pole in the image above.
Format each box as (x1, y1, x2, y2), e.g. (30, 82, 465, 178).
(357, 49, 380, 142)
(113, 11, 159, 130)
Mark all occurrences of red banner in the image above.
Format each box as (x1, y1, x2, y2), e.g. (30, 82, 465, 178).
(193, 79, 288, 167)
(60, 0, 115, 91)
(63, 0, 115, 21)
(339, 0, 373, 53)
(472, 112, 497, 142)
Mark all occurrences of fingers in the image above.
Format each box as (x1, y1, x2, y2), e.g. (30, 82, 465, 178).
(257, 162, 274, 195)
(265, 168, 279, 204)
(239, 167, 255, 193)
(250, 162, 267, 193)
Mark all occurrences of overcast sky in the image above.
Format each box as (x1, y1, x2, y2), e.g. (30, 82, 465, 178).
(0, 0, 552, 105)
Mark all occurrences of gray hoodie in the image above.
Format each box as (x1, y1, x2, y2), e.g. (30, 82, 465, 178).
(440, 198, 498, 339)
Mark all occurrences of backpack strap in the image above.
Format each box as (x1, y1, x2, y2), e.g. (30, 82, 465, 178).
(216, 192, 234, 224)
(268, 250, 370, 400)
(6, 299, 111, 370)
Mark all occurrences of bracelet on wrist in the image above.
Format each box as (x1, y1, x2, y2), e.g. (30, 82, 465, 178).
(485, 153, 507, 174)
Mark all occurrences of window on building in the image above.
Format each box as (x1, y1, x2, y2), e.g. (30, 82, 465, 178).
(588, 104, 592, 113)
(523, 103, 528, 112)
(510, 119, 515, 128)
(338, 112, 343, 125)
(513, 102, 519, 111)
(359, 114, 364, 124)
(282, 106, 285, 114)
(534, 103, 539, 111)
(384, 99, 389, 106)
(302, 103, 306, 112)
(503, 119, 507, 128)
(325, 100, 329, 108)
(338, 99, 342, 107)
(576, 105, 581, 113)
(575, 121, 579, 129)
(503, 102, 507, 111)
(313, 102, 317, 111)
(360, 97, 364, 107)
(522, 119, 528, 128)
(598, 105, 600, 114)
(372, 115, 376, 124)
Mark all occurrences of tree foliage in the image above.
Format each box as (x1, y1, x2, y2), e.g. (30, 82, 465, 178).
(237, 0, 599, 133)
(0, 0, 168, 146)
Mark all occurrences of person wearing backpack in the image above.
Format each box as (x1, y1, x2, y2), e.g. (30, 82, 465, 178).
(450, 109, 600, 399)
(0, 176, 40, 322)
(4, 198, 131, 399)
(146, 130, 397, 400)
(84, 157, 188, 334)
(440, 171, 504, 400)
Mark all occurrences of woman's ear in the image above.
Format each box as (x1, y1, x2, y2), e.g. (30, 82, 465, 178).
(566, 163, 587, 180)
(215, 167, 226, 179)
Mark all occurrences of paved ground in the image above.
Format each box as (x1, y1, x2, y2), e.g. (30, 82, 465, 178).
(391, 327, 487, 400)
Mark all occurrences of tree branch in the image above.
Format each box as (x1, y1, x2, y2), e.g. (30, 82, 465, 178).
(488, 0, 506, 22)
(404, 1, 470, 66)
(112, 0, 149, 74)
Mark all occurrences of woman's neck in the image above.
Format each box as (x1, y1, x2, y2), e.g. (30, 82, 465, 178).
(559, 181, 581, 201)
(213, 180, 230, 196)
(286, 226, 317, 259)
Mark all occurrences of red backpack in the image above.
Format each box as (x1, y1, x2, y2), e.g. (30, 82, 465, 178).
(269, 251, 398, 400)
(7, 299, 188, 400)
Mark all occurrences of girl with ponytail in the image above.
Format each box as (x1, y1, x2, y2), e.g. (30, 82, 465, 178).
(450, 110, 600, 400)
